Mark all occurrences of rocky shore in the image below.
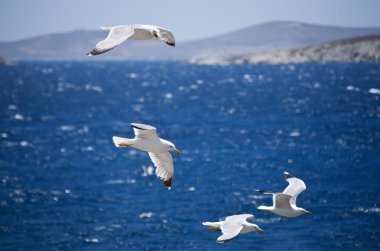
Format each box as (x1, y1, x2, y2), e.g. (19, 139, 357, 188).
(191, 34, 380, 65)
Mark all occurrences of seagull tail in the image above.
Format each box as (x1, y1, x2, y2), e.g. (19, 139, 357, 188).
(112, 136, 134, 147)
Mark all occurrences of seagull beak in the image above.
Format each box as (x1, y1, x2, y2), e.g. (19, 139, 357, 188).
(174, 149, 181, 155)
(257, 228, 265, 233)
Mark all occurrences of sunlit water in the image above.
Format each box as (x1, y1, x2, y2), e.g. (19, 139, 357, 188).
(0, 62, 379, 250)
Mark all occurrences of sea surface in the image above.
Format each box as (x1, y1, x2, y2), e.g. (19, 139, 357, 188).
(0, 62, 379, 251)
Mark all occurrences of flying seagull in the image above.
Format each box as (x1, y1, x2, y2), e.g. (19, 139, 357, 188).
(256, 172, 312, 217)
(112, 123, 181, 189)
(202, 214, 264, 243)
(87, 24, 175, 56)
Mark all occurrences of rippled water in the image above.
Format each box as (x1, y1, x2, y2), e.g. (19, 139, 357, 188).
(0, 62, 379, 250)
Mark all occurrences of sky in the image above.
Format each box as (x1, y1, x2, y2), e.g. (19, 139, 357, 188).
(1, 0, 380, 42)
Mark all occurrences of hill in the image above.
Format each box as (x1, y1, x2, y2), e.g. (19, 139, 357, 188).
(191, 34, 380, 64)
(1, 21, 380, 61)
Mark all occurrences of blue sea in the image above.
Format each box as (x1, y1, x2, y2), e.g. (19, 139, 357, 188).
(0, 62, 379, 251)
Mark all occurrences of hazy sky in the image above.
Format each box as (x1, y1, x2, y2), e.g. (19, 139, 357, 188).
(1, 0, 380, 42)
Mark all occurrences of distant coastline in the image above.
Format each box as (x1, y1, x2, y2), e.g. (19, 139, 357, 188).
(190, 34, 380, 65)
(0, 56, 7, 65)
(1, 21, 380, 61)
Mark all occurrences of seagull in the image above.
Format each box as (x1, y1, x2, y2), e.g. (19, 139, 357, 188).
(202, 214, 264, 243)
(87, 24, 175, 56)
(112, 123, 181, 189)
(256, 172, 312, 217)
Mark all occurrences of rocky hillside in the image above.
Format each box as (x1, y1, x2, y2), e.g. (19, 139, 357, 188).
(191, 34, 380, 65)
(1, 21, 380, 61)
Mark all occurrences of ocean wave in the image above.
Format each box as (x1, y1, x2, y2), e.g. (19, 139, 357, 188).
(353, 207, 380, 214)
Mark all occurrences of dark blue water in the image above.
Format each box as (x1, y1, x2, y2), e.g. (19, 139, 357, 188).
(0, 62, 379, 251)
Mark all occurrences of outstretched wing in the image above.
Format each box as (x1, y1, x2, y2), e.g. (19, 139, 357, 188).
(217, 214, 253, 243)
(282, 172, 306, 206)
(130, 123, 158, 140)
(87, 25, 134, 56)
(148, 152, 174, 189)
(273, 193, 293, 210)
(155, 26, 175, 47)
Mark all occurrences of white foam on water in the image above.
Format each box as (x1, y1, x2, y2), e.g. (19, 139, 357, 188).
(77, 126, 90, 134)
(57, 82, 76, 92)
(59, 125, 75, 131)
(141, 165, 154, 177)
(132, 104, 143, 112)
(81, 146, 94, 152)
(41, 68, 53, 74)
(139, 212, 154, 219)
(346, 85, 360, 92)
(187, 186, 196, 192)
(94, 226, 106, 231)
(14, 114, 24, 120)
(164, 93, 173, 99)
(369, 88, 380, 94)
(20, 141, 29, 147)
(353, 207, 380, 214)
(105, 179, 136, 185)
(105, 179, 126, 185)
(85, 84, 103, 93)
(255, 217, 282, 224)
(243, 74, 253, 83)
(84, 238, 100, 243)
(289, 130, 300, 137)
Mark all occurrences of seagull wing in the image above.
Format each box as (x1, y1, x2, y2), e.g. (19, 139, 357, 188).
(154, 25, 176, 47)
(87, 25, 134, 56)
(273, 193, 293, 210)
(130, 123, 158, 140)
(217, 214, 253, 243)
(282, 172, 306, 206)
(148, 152, 174, 189)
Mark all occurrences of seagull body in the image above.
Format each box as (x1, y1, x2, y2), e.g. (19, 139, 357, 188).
(202, 214, 264, 243)
(87, 24, 175, 56)
(256, 172, 312, 217)
(112, 123, 181, 189)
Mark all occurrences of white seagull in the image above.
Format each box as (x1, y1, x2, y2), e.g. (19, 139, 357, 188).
(112, 123, 181, 189)
(87, 24, 175, 56)
(256, 172, 312, 217)
(202, 214, 264, 243)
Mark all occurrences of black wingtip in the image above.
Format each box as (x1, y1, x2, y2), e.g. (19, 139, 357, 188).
(87, 47, 113, 56)
(283, 172, 294, 179)
(130, 123, 147, 130)
(166, 42, 175, 47)
(255, 189, 265, 194)
(163, 178, 173, 190)
(87, 48, 99, 56)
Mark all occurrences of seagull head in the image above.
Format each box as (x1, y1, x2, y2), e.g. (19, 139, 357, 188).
(163, 140, 181, 155)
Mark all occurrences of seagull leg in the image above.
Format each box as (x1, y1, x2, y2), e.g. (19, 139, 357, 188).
(207, 227, 219, 231)
(118, 143, 131, 147)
